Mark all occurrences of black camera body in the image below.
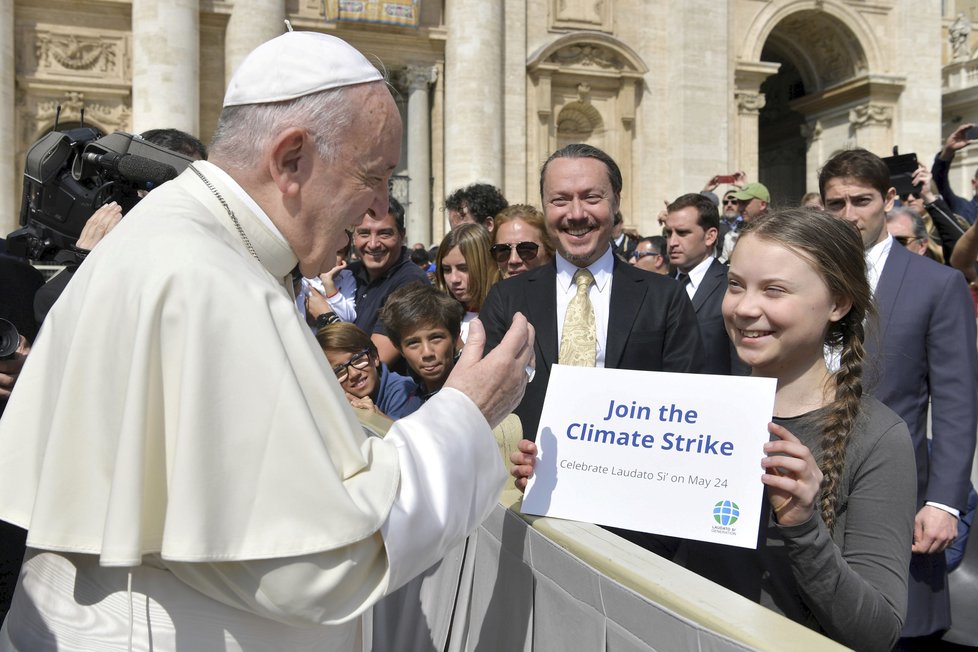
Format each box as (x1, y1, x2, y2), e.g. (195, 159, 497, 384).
(7, 129, 194, 261)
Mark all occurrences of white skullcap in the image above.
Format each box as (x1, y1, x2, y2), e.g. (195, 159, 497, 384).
(223, 31, 384, 108)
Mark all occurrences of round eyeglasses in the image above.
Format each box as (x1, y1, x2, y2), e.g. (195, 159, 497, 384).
(490, 241, 540, 264)
(331, 349, 372, 383)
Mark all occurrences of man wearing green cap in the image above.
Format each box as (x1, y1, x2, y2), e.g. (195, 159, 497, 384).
(732, 182, 771, 221)
(719, 182, 771, 263)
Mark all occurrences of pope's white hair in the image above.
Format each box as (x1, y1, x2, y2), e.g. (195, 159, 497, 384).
(209, 81, 381, 169)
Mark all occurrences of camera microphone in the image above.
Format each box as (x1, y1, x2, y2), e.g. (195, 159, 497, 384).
(83, 151, 178, 189)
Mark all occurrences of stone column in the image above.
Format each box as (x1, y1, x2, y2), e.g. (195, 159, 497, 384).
(734, 91, 766, 181)
(225, 0, 285, 86)
(444, 0, 503, 195)
(733, 61, 779, 180)
(131, 0, 199, 135)
(405, 65, 437, 247)
(0, 0, 15, 236)
(801, 119, 823, 195)
(849, 103, 893, 157)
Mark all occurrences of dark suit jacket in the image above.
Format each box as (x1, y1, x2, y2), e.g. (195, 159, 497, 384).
(866, 241, 978, 636)
(689, 258, 749, 376)
(481, 256, 704, 439)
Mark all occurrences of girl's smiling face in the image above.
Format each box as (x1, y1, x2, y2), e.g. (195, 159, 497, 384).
(723, 234, 850, 379)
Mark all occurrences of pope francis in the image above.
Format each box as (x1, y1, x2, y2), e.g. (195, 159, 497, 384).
(0, 31, 534, 650)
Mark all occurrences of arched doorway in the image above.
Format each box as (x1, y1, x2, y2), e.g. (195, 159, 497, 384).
(736, 5, 901, 205)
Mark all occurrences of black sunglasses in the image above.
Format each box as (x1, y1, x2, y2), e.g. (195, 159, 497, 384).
(490, 242, 540, 264)
(331, 349, 372, 382)
(722, 198, 738, 205)
(630, 251, 660, 260)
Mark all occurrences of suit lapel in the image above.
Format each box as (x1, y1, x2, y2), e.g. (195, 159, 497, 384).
(528, 265, 559, 367)
(873, 242, 910, 344)
(606, 261, 647, 368)
(691, 258, 725, 312)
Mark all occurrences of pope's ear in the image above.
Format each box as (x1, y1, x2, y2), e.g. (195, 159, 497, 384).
(267, 127, 307, 195)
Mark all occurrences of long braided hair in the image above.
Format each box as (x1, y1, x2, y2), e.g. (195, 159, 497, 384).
(737, 208, 873, 532)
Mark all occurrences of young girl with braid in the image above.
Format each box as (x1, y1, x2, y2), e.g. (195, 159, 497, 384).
(510, 208, 917, 651)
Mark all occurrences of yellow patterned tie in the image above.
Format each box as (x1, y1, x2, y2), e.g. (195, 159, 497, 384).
(559, 268, 596, 367)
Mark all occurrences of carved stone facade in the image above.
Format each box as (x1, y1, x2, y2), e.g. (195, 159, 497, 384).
(0, 0, 955, 238)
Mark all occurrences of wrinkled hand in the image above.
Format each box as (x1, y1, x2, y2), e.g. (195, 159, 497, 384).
(911, 164, 936, 203)
(912, 505, 958, 554)
(703, 176, 721, 192)
(944, 124, 975, 157)
(760, 423, 822, 527)
(0, 336, 30, 400)
(444, 313, 535, 429)
(510, 439, 538, 493)
(76, 202, 123, 251)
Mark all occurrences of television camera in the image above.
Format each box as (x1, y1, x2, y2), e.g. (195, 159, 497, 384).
(7, 127, 194, 261)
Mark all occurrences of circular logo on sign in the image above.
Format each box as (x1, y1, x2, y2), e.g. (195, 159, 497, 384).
(713, 500, 740, 526)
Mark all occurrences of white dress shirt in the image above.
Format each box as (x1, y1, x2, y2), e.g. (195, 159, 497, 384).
(556, 247, 615, 367)
(679, 255, 716, 300)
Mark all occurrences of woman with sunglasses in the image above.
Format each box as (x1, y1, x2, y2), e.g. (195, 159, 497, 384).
(435, 223, 500, 342)
(490, 205, 556, 279)
(316, 322, 421, 419)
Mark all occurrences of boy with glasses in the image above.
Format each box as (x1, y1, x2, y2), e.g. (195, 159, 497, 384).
(317, 322, 421, 419)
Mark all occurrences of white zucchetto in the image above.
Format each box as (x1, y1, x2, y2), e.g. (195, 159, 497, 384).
(223, 31, 384, 108)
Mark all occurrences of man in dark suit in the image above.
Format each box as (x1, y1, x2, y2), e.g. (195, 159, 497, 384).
(611, 211, 637, 260)
(481, 144, 703, 439)
(662, 193, 748, 376)
(820, 148, 978, 647)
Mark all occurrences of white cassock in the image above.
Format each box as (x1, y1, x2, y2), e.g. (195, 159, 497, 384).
(0, 161, 505, 651)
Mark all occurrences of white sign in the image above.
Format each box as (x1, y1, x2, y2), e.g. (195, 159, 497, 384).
(521, 365, 777, 549)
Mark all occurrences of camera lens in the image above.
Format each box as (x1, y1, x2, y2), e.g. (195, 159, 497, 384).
(0, 319, 21, 359)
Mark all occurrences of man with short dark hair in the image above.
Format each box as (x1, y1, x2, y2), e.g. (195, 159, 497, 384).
(481, 143, 702, 438)
(663, 193, 747, 376)
(820, 148, 978, 645)
(629, 235, 668, 274)
(348, 196, 430, 363)
(445, 182, 508, 231)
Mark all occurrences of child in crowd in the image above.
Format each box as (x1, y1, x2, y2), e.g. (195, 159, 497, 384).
(434, 223, 499, 342)
(511, 208, 916, 651)
(298, 235, 357, 330)
(379, 282, 464, 402)
(316, 322, 420, 419)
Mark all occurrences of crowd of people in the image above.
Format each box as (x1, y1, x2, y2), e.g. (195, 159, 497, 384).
(0, 29, 977, 652)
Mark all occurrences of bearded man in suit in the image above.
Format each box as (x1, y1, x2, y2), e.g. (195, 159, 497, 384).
(481, 144, 703, 438)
